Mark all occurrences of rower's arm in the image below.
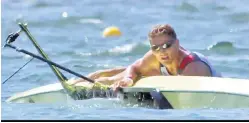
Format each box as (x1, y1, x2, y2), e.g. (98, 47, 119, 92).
(123, 59, 142, 81)
(70, 67, 126, 84)
(123, 51, 156, 81)
(88, 67, 126, 78)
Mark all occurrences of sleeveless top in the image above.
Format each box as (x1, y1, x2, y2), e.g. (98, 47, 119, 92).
(160, 52, 221, 77)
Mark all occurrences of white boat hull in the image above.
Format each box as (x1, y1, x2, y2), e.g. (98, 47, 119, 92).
(6, 83, 69, 103)
(161, 91, 249, 109)
(6, 76, 249, 109)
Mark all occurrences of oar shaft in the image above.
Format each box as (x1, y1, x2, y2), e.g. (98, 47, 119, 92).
(18, 23, 68, 82)
(6, 44, 94, 83)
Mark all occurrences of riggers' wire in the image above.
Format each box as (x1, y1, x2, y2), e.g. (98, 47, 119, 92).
(2, 57, 34, 84)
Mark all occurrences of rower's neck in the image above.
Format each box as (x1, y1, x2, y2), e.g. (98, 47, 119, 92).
(164, 48, 186, 75)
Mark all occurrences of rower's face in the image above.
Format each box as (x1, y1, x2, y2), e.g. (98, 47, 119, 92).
(150, 35, 179, 64)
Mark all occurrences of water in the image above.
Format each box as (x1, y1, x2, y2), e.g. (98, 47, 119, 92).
(2, 0, 249, 120)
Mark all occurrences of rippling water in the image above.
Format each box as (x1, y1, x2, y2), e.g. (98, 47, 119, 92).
(2, 0, 249, 120)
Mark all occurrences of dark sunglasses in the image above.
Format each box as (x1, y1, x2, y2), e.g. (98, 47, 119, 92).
(150, 41, 174, 52)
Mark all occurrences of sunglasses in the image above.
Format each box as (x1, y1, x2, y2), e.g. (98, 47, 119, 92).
(150, 40, 174, 52)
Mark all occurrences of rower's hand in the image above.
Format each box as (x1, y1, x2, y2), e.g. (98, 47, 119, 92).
(112, 77, 133, 92)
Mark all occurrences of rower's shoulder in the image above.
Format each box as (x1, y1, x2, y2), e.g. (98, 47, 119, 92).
(143, 50, 156, 60)
(181, 61, 212, 76)
(140, 50, 159, 67)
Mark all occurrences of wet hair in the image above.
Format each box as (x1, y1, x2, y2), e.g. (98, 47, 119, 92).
(148, 24, 177, 40)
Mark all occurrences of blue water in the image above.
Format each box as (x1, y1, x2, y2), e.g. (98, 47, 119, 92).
(2, 0, 249, 120)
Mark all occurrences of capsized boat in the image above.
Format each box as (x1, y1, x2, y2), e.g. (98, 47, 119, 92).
(6, 76, 249, 109)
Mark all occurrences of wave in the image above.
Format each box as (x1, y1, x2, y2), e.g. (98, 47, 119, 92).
(212, 5, 229, 11)
(226, 12, 249, 24)
(33, 1, 61, 8)
(78, 42, 149, 57)
(191, 41, 249, 58)
(107, 43, 149, 55)
(26, 15, 103, 28)
(76, 41, 249, 58)
(207, 41, 234, 51)
(3, 40, 248, 61)
(176, 2, 199, 13)
(79, 18, 103, 24)
(1, 53, 33, 60)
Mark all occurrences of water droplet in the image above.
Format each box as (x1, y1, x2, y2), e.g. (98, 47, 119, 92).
(62, 12, 68, 18)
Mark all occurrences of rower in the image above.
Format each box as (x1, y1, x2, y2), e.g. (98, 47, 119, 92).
(71, 24, 222, 91)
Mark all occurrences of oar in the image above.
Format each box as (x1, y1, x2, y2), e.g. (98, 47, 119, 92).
(5, 23, 98, 100)
(4, 43, 99, 99)
(18, 23, 68, 82)
(5, 44, 94, 83)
